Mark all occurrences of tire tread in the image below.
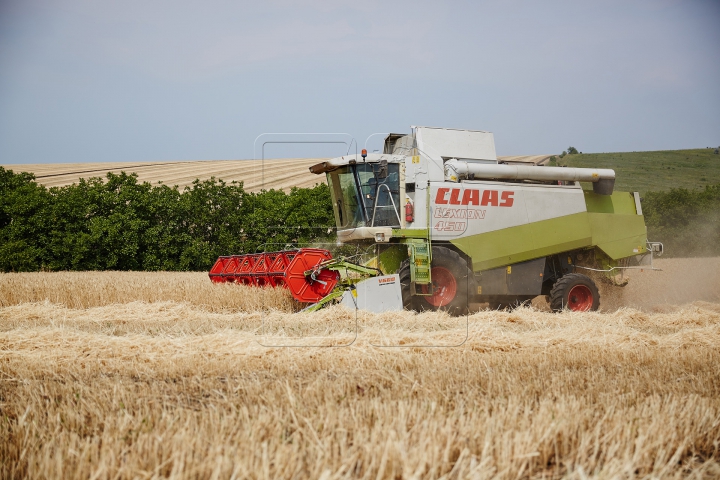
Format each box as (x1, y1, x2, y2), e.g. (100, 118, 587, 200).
(549, 273, 600, 312)
(398, 246, 475, 316)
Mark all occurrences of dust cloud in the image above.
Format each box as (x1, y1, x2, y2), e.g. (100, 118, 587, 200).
(599, 257, 720, 311)
(529, 257, 720, 313)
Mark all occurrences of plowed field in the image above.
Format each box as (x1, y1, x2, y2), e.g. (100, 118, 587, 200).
(1, 258, 719, 479)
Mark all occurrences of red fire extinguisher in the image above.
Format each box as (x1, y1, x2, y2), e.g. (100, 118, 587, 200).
(405, 200, 414, 223)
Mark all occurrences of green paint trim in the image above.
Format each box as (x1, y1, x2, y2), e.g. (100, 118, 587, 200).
(584, 190, 637, 214)
(377, 244, 407, 275)
(587, 212, 647, 259)
(452, 213, 592, 271)
(301, 289, 345, 312)
(451, 209, 649, 272)
(392, 228, 430, 239)
(596, 234, 647, 259)
(406, 238, 431, 285)
(326, 259, 380, 277)
(587, 213, 646, 244)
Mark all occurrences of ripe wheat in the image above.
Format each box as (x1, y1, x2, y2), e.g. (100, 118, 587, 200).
(1, 264, 719, 479)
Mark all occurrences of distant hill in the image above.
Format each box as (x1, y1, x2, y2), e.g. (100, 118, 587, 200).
(559, 148, 720, 194)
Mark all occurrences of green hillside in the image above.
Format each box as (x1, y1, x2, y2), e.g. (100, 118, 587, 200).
(558, 148, 720, 194)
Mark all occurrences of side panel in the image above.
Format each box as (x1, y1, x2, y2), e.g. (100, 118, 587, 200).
(339, 275, 404, 313)
(430, 180, 591, 272)
(450, 211, 647, 272)
(451, 213, 592, 271)
(583, 190, 638, 214)
(415, 127, 497, 161)
(429, 181, 587, 239)
(585, 189, 648, 258)
(403, 156, 430, 233)
(477, 257, 546, 296)
(588, 213, 648, 259)
(428, 180, 648, 271)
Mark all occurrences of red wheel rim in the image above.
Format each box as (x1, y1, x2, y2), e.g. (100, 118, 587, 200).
(419, 267, 458, 307)
(567, 284, 593, 311)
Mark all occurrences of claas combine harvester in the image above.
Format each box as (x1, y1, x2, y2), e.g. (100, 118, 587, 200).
(210, 126, 662, 314)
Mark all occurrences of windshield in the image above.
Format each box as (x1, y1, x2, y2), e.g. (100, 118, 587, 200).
(326, 163, 401, 229)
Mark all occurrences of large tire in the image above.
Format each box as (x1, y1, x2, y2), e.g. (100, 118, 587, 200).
(549, 273, 600, 312)
(397, 262, 418, 311)
(398, 246, 475, 316)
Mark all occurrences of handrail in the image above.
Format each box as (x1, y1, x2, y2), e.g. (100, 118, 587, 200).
(370, 183, 402, 227)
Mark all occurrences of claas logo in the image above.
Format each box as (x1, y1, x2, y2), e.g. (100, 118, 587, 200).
(435, 188, 514, 207)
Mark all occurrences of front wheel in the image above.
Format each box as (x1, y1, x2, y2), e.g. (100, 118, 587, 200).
(549, 273, 600, 312)
(399, 246, 475, 316)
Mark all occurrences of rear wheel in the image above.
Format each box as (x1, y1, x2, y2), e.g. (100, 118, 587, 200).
(399, 246, 475, 316)
(549, 273, 600, 312)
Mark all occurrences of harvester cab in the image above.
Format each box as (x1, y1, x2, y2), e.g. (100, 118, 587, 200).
(210, 126, 662, 314)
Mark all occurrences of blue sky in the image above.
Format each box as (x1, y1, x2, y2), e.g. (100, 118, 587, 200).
(1, 0, 719, 164)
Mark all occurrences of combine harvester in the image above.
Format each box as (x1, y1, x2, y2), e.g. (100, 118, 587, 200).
(210, 126, 662, 314)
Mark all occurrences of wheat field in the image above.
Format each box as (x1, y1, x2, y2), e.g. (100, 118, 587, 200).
(2, 155, 550, 192)
(1, 159, 327, 192)
(1, 259, 720, 479)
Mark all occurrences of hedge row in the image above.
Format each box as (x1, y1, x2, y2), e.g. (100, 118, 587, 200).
(642, 184, 720, 257)
(0, 167, 334, 272)
(1, 166, 718, 272)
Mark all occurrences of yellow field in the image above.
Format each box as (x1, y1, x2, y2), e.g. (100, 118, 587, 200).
(1, 259, 719, 478)
(1, 158, 327, 192)
(2, 155, 550, 192)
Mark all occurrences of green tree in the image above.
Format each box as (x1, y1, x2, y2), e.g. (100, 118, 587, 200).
(643, 184, 720, 257)
(0, 167, 52, 271)
(0, 168, 334, 272)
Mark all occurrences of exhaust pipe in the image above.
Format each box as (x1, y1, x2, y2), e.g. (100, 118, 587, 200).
(444, 159, 616, 195)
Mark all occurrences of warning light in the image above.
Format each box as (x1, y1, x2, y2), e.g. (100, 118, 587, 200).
(361, 149, 367, 159)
